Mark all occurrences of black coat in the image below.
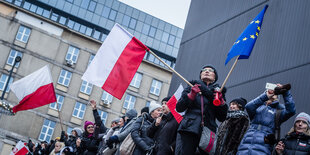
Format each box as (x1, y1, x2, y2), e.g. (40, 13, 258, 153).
(176, 80, 228, 134)
(148, 112, 179, 155)
(215, 111, 249, 155)
(131, 113, 155, 155)
(279, 132, 310, 155)
(77, 109, 106, 155)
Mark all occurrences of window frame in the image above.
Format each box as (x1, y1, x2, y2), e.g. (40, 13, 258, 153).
(130, 72, 142, 88)
(150, 79, 162, 96)
(65, 46, 80, 64)
(38, 119, 56, 142)
(15, 25, 31, 43)
(123, 94, 136, 110)
(49, 94, 64, 111)
(72, 102, 86, 119)
(80, 80, 93, 95)
(57, 69, 72, 87)
(101, 91, 113, 105)
(6, 49, 22, 67)
(0, 74, 13, 93)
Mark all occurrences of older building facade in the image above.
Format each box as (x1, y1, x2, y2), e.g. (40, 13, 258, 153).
(0, 0, 182, 153)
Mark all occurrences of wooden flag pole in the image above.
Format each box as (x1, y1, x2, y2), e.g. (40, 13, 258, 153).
(147, 49, 193, 87)
(56, 103, 64, 131)
(220, 56, 240, 92)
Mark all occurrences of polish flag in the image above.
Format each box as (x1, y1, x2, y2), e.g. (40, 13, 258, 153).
(11, 65, 56, 113)
(167, 84, 184, 123)
(10, 141, 29, 155)
(82, 23, 149, 99)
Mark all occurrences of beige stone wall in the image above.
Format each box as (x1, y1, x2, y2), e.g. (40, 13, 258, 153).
(0, 2, 172, 146)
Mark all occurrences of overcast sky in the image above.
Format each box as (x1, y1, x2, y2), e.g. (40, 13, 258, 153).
(118, 0, 192, 29)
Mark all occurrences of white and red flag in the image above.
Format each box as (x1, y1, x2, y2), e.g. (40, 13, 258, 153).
(166, 84, 184, 123)
(10, 141, 29, 155)
(10, 65, 56, 113)
(82, 23, 149, 99)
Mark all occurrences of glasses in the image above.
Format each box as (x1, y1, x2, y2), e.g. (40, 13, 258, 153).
(87, 126, 94, 129)
(201, 68, 214, 73)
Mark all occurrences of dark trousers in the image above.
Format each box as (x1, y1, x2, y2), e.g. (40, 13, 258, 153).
(175, 132, 207, 155)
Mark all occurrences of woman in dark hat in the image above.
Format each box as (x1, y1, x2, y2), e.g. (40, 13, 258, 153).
(216, 97, 249, 155)
(175, 65, 228, 155)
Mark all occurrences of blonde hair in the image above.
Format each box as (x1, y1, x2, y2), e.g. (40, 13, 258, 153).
(287, 125, 310, 136)
(50, 142, 64, 155)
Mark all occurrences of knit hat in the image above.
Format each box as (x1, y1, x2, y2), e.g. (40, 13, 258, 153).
(162, 96, 171, 102)
(294, 112, 310, 127)
(149, 101, 162, 113)
(125, 109, 138, 120)
(230, 97, 247, 111)
(200, 64, 218, 83)
(72, 128, 83, 137)
(84, 121, 94, 131)
(141, 106, 149, 114)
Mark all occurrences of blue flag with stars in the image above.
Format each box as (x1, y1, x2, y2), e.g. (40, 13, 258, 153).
(225, 5, 268, 65)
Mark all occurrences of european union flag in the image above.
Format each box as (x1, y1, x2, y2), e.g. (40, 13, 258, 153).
(225, 5, 268, 65)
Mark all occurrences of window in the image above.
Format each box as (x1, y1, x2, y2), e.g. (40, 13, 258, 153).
(16, 25, 31, 43)
(101, 91, 113, 105)
(88, 1, 96, 12)
(142, 24, 150, 35)
(129, 18, 137, 29)
(93, 30, 100, 39)
(150, 79, 162, 96)
(57, 69, 72, 87)
(81, 0, 90, 9)
(51, 13, 59, 21)
(161, 32, 169, 43)
(72, 102, 86, 119)
(123, 94, 136, 109)
(146, 101, 150, 107)
(6, 49, 22, 67)
(65, 46, 80, 64)
(80, 80, 93, 95)
(88, 54, 95, 66)
(0, 74, 13, 93)
(38, 119, 55, 142)
(49, 94, 64, 111)
(168, 35, 176, 46)
(98, 110, 108, 125)
(149, 26, 156, 37)
(122, 15, 130, 27)
(130, 72, 142, 88)
(102, 6, 111, 18)
(109, 9, 117, 20)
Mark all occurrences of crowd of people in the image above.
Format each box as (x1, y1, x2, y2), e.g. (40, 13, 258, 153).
(22, 65, 309, 155)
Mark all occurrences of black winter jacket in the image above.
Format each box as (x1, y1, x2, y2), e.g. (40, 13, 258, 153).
(148, 112, 179, 155)
(131, 113, 155, 155)
(176, 80, 228, 134)
(277, 132, 310, 155)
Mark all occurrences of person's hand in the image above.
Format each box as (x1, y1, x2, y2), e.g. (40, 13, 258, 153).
(187, 84, 201, 100)
(266, 89, 275, 99)
(155, 116, 162, 126)
(76, 138, 81, 147)
(90, 100, 97, 110)
(275, 141, 285, 154)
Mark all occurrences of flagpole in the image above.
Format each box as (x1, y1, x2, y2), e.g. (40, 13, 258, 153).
(220, 56, 239, 92)
(147, 49, 193, 87)
(56, 103, 64, 131)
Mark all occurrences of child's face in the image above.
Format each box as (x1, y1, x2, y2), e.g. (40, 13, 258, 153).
(229, 102, 240, 111)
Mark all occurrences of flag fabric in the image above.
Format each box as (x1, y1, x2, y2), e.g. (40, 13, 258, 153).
(166, 84, 184, 123)
(82, 23, 149, 99)
(225, 5, 268, 65)
(10, 141, 29, 155)
(11, 65, 56, 113)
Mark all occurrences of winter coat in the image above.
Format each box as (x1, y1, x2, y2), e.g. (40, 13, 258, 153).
(148, 112, 179, 155)
(176, 80, 228, 134)
(131, 113, 155, 155)
(237, 91, 296, 155)
(114, 117, 137, 155)
(274, 131, 310, 155)
(215, 110, 249, 155)
(77, 109, 106, 155)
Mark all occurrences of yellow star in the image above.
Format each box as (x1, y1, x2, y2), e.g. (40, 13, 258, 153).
(250, 21, 254, 24)
(255, 20, 260, 24)
(257, 26, 261, 31)
(250, 35, 255, 39)
(234, 40, 240, 45)
(243, 37, 247, 41)
(256, 32, 259, 36)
